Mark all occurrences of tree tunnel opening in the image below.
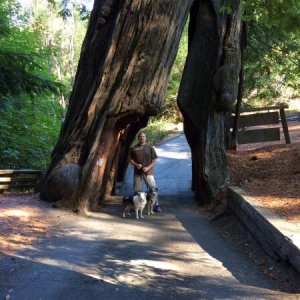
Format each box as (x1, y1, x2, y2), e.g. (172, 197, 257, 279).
(112, 20, 191, 199)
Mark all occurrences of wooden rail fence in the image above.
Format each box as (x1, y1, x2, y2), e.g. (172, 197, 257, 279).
(0, 169, 43, 193)
(231, 105, 291, 145)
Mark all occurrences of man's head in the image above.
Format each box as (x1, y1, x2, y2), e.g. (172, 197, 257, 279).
(138, 132, 146, 145)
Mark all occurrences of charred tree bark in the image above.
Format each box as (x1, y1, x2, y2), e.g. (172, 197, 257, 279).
(177, 0, 242, 205)
(40, 0, 194, 213)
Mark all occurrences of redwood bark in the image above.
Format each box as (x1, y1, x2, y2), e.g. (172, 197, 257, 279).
(228, 21, 247, 150)
(40, 0, 194, 213)
(177, 0, 242, 205)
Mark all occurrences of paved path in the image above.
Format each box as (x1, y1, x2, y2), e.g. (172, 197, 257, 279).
(1, 134, 299, 300)
(119, 133, 193, 197)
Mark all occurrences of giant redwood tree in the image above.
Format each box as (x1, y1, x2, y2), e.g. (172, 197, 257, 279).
(178, 0, 242, 204)
(40, 0, 242, 213)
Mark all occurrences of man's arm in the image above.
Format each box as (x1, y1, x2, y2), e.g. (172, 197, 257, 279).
(129, 158, 143, 170)
(142, 159, 156, 173)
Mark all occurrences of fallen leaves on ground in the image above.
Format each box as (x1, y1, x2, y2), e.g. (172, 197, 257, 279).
(228, 142, 300, 224)
(0, 194, 57, 257)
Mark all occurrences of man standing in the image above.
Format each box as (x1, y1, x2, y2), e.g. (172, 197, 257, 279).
(129, 131, 161, 211)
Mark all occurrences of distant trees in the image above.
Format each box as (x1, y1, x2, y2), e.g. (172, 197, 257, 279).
(0, 0, 89, 168)
(0, 0, 61, 106)
(242, 0, 300, 107)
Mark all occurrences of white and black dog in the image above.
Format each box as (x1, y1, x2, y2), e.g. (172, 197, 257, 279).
(122, 192, 147, 219)
(146, 187, 158, 215)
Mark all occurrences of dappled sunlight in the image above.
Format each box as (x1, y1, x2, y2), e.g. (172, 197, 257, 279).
(11, 246, 236, 292)
(253, 194, 300, 225)
(0, 206, 49, 252)
(248, 199, 300, 249)
(111, 228, 159, 243)
(1, 191, 297, 297)
(0, 195, 59, 256)
(228, 142, 300, 224)
(81, 214, 166, 244)
(156, 147, 191, 159)
(130, 259, 180, 271)
(65, 230, 103, 241)
(14, 253, 203, 296)
(1, 234, 36, 247)
(1, 209, 30, 218)
(289, 123, 300, 132)
(0, 196, 236, 290)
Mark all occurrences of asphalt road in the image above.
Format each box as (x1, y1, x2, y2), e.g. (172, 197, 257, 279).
(1, 133, 299, 300)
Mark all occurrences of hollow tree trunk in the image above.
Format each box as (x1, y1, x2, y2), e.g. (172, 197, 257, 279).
(40, 0, 194, 213)
(177, 0, 242, 205)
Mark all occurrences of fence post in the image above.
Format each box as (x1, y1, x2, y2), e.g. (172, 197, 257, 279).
(279, 106, 291, 144)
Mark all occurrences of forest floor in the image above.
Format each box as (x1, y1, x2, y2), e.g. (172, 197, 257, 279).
(0, 193, 64, 256)
(227, 120, 300, 225)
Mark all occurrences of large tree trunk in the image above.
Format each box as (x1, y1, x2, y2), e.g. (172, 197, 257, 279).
(228, 21, 247, 150)
(177, 0, 242, 205)
(40, 0, 194, 213)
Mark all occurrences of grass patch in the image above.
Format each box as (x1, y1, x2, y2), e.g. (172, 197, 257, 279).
(135, 118, 182, 146)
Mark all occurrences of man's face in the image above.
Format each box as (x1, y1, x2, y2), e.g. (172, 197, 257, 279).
(138, 133, 146, 145)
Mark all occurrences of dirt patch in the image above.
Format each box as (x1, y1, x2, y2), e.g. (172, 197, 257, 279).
(0, 194, 61, 258)
(228, 139, 300, 225)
